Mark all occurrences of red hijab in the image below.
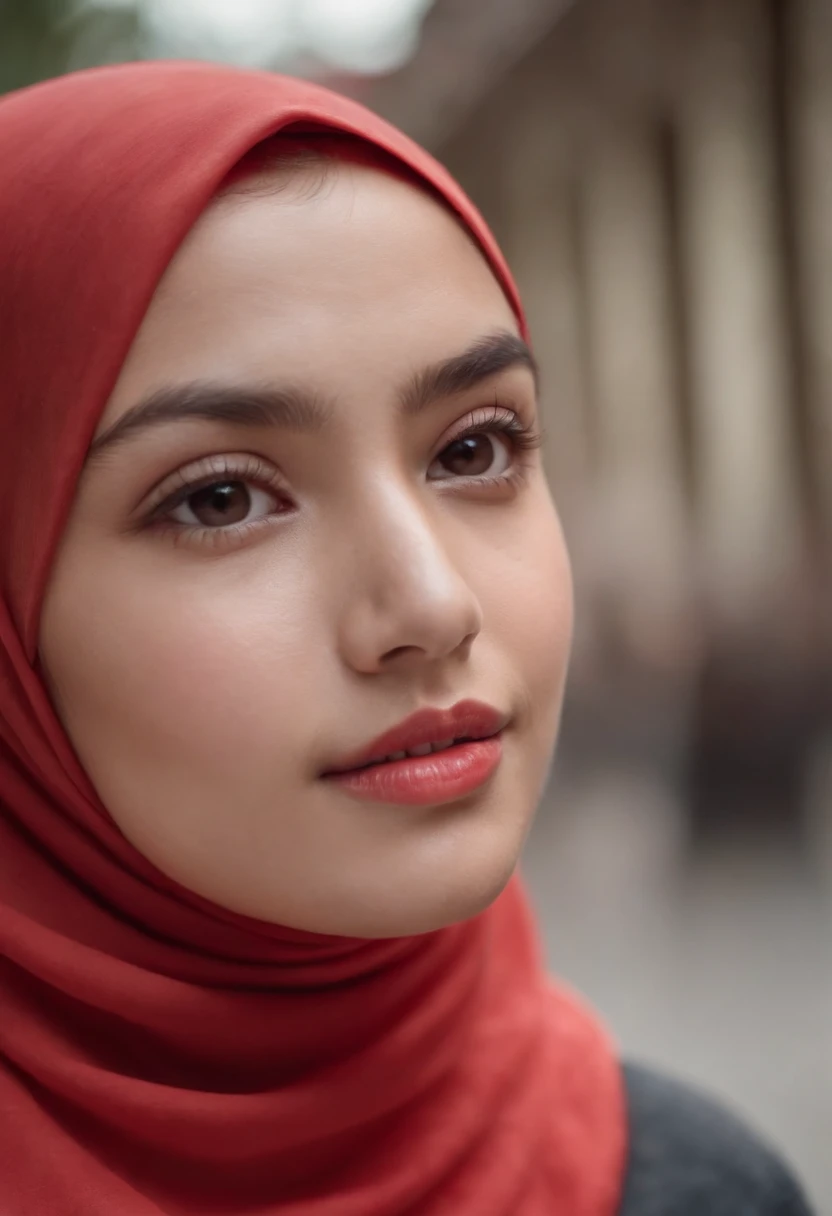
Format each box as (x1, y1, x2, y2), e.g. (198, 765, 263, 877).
(0, 61, 626, 1215)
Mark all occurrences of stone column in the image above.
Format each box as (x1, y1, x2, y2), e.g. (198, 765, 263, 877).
(676, 0, 800, 633)
(578, 117, 693, 675)
(788, 0, 832, 792)
(501, 113, 591, 526)
(674, 0, 812, 845)
(790, 0, 832, 546)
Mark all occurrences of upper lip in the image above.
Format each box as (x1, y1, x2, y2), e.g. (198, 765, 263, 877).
(323, 699, 509, 774)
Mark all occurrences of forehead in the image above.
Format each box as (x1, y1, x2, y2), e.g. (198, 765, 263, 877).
(102, 163, 518, 427)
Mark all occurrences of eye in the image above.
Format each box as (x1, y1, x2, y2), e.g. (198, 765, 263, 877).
(428, 431, 513, 481)
(140, 455, 292, 549)
(168, 479, 281, 529)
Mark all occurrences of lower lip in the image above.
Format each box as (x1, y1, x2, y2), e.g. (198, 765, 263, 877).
(326, 736, 503, 806)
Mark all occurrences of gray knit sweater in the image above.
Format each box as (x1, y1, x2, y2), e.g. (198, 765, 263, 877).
(619, 1063, 815, 1215)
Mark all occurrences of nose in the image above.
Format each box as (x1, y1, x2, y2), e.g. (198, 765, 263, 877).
(335, 491, 483, 676)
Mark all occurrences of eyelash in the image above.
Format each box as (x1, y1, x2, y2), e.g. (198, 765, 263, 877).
(143, 452, 287, 547)
(449, 404, 543, 472)
(143, 404, 543, 547)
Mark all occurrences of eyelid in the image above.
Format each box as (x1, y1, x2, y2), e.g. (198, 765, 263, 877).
(434, 400, 542, 457)
(442, 398, 513, 432)
(441, 401, 522, 440)
(139, 452, 283, 520)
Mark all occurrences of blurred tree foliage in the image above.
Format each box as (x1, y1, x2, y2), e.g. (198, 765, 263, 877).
(0, 0, 143, 94)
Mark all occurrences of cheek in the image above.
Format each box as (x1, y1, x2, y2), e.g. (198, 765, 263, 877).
(476, 493, 574, 716)
(41, 548, 326, 786)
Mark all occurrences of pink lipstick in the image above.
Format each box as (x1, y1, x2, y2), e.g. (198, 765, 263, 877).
(323, 700, 506, 807)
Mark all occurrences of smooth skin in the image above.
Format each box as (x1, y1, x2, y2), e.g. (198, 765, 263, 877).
(38, 156, 573, 937)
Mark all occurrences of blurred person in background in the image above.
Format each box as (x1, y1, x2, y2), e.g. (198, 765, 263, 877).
(0, 61, 815, 1215)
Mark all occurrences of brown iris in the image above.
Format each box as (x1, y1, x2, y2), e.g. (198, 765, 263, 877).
(188, 481, 251, 527)
(437, 435, 496, 478)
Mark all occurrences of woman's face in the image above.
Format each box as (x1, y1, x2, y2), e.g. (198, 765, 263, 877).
(39, 159, 573, 937)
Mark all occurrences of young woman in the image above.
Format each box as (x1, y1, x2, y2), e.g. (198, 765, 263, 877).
(0, 61, 814, 1215)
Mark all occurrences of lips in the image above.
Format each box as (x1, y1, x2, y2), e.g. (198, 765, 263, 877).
(322, 699, 508, 807)
(323, 700, 508, 776)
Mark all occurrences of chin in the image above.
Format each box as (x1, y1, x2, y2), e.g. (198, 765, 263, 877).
(165, 803, 532, 939)
(314, 852, 521, 940)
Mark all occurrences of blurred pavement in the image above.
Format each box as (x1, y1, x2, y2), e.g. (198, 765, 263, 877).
(523, 746, 832, 1213)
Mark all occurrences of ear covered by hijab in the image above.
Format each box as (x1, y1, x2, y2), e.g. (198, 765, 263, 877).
(0, 61, 626, 1216)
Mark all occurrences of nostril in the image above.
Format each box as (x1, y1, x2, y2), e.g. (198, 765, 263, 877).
(381, 644, 424, 664)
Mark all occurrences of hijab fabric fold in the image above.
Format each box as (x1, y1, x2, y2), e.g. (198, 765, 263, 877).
(0, 61, 626, 1215)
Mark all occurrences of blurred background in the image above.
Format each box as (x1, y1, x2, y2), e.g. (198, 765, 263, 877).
(3, 0, 831, 1206)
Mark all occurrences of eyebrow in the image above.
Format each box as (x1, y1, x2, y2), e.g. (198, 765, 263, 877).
(86, 329, 537, 461)
(399, 330, 537, 415)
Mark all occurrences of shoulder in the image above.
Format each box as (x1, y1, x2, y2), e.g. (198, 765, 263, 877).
(617, 1061, 815, 1216)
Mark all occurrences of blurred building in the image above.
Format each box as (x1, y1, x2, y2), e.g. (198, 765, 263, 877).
(370, 11, 832, 1203)
(369, 0, 832, 849)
